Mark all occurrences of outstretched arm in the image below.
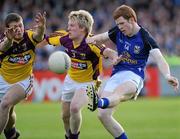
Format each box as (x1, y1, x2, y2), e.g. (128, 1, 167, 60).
(86, 32, 109, 44)
(36, 39, 48, 48)
(36, 31, 63, 48)
(33, 12, 46, 42)
(150, 49, 179, 91)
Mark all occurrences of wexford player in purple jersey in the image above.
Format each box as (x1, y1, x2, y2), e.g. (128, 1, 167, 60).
(37, 10, 121, 139)
(0, 12, 46, 139)
(86, 5, 179, 139)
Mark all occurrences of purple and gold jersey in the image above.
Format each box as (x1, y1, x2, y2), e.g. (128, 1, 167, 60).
(0, 30, 37, 84)
(46, 30, 106, 83)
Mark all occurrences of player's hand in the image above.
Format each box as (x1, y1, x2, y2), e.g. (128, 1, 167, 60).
(112, 55, 123, 65)
(34, 12, 46, 28)
(4, 27, 15, 41)
(166, 75, 179, 92)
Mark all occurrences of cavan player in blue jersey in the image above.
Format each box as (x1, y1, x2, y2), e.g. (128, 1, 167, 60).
(86, 5, 179, 139)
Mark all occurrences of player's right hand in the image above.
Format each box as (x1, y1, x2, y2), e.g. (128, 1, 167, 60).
(166, 75, 179, 92)
(34, 12, 46, 29)
(4, 27, 15, 41)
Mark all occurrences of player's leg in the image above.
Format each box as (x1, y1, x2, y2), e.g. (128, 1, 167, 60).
(98, 107, 126, 138)
(0, 84, 26, 134)
(100, 81, 136, 108)
(97, 82, 136, 139)
(87, 71, 143, 139)
(61, 101, 71, 139)
(69, 85, 89, 139)
(4, 106, 20, 139)
(87, 71, 143, 110)
(61, 75, 76, 139)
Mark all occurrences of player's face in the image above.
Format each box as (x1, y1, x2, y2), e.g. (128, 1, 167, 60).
(67, 19, 84, 40)
(8, 20, 24, 41)
(115, 16, 133, 37)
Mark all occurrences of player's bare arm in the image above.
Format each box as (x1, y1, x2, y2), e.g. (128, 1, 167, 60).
(0, 27, 15, 51)
(36, 31, 62, 48)
(86, 32, 109, 44)
(33, 12, 46, 42)
(36, 39, 48, 48)
(150, 48, 179, 91)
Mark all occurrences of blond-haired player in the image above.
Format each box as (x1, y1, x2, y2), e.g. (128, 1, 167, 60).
(0, 12, 46, 139)
(38, 10, 121, 139)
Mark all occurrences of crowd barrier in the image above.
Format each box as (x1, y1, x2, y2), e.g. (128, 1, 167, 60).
(27, 66, 162, 102)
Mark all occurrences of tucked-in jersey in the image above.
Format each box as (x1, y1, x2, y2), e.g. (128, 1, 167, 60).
(0, 30, 37, 84)
(47, 30, 106, 83)
(108, 26, 159, 79)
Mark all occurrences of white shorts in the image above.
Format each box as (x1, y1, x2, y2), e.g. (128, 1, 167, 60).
(0, 75, 33, 100)
(61, 75, 95, 102)
(104, 71, 144, 96)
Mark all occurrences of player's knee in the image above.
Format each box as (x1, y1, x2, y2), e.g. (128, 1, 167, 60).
(0, 98, 12, 110)
(97, 110, 111, 121)
(70, 104, 80, 113)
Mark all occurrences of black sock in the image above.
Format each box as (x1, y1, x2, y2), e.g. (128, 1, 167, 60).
(70, 131, 80, 139)
(4, 127, 16, 139)
(65, 134, 69, 139)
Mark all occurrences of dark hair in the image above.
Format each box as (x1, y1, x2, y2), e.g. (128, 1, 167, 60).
(5, 13, 22, 27)
(113, 5, 137, 22)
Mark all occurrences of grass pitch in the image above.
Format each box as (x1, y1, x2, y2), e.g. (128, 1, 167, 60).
(0, 97, 180, 139)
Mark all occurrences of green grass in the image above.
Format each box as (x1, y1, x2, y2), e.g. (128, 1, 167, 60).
(1, 97, 180, 139)
(164, 55, 180, 66)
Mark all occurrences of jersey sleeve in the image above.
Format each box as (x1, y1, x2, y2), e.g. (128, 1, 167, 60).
(88, 43, 106, 57)
(140, 28, 159, 51)
(108, 26, 119, 44)
(26, 30, 38, 46)
(46, 30, 68, 46)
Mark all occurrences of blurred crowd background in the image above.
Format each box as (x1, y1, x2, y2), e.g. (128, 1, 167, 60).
(0, 0, 180, 70)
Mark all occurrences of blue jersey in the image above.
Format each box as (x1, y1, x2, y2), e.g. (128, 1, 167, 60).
(108, 26, 159, 79)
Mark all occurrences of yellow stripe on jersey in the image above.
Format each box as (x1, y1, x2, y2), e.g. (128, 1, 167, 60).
(88, 43, 104, 74)
(48, 30, 68, 46)
(88, 43, 102, 57)
(27, 30, 38, 46)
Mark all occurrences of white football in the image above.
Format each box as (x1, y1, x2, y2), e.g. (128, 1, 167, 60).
(48, 51, 71, 74)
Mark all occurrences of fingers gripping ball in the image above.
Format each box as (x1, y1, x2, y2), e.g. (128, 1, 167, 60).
(48, 51, 71, 74)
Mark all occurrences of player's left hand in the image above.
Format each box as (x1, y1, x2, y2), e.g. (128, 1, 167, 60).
(166, 75, 179, 92)
(34, 12, 46, 28)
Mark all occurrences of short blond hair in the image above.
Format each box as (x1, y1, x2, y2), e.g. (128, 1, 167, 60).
(68, 10, 94, 34)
